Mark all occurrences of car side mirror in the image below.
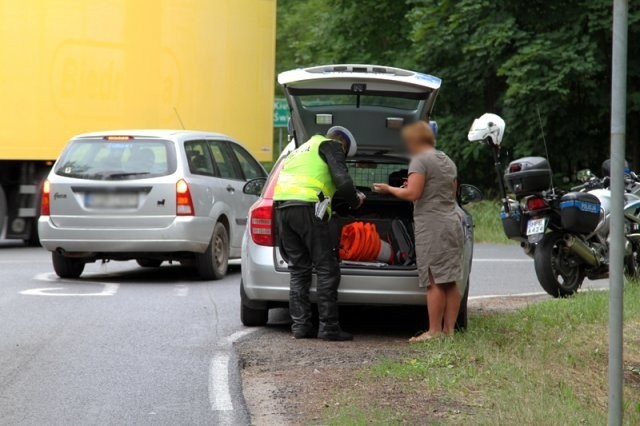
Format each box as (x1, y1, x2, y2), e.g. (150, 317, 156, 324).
(459, 184, 483, 205)
(243, 178, 267, 196)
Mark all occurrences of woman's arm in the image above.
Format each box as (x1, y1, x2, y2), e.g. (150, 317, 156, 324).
(373, 172, 425, 202)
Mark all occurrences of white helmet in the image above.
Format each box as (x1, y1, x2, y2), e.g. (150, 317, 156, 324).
(467, 113, 506, 146)
(327, 126, 357, 157)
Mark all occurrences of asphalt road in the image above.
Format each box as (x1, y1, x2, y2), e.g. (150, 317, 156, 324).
(0, 242, 609, 425)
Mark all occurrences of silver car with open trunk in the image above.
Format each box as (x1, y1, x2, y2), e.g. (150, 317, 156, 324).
(240, 65, 480, 328)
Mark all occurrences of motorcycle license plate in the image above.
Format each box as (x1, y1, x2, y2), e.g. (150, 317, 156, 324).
(526, 218, 547, 236)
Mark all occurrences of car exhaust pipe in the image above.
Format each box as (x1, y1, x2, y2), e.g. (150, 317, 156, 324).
(563, 235, 600, 267)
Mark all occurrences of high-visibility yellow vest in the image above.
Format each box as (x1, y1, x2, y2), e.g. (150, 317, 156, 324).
(273, 135, 338, 203)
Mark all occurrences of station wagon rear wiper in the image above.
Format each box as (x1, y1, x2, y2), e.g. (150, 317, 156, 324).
(105, 172, 150, 179)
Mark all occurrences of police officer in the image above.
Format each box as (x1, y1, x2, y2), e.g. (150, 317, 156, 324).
(274, 126, 363, 341)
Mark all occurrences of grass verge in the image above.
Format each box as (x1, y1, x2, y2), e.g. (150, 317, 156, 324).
(465, 200, 514, 244)
(325, 285, 640, 424)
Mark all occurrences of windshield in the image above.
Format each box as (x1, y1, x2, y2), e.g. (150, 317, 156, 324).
(299, 94, 421, 111)
(55, 139, 176, 180)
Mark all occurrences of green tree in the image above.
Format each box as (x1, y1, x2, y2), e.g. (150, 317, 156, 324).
(276, 0, 640, 189)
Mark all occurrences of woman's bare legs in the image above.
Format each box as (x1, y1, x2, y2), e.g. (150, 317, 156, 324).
(410, 270, 461, 342)
(442, 283, 461, 336)
(425, 284, 445, 336)
(410, 270, 445, 342)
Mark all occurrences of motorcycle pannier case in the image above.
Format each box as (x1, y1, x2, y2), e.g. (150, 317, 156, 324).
(559, 192, 601, 234)
(500, 200, 526, 242)
(504, 156, 552, 197)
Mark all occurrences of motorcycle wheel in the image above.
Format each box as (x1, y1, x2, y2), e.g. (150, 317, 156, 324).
(625, 247, 640, 281)
(534, 232, 585, 297)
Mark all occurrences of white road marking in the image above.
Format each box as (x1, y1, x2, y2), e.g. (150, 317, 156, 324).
(469, 287, 608, 300)
(209, 328, 258, 414)
(209, 352, 233, 411)
(173, 284, 189, 297)
(25, 273, 120, 296)
(473, 258, 532, 262)
(469, 291, 547, 300)
(20, 283, 119, 297)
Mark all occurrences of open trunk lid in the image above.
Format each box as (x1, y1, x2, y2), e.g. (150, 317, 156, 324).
(279, 64, 441, 154)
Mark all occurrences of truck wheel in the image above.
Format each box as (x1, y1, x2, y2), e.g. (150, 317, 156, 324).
(52, 252, 85, 278)
(24, 219, 41, 247)
(455, 279, 469, 331)
(136, 259, 163, 268)
(0, 185, 6, 237)
(240, 281, 268, 326)
(196, 222, 229, 280)
(534, 232, 585, 297)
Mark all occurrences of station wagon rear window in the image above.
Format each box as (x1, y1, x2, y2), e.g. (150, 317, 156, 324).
(299, 94, 421, 110)
(55, 139, 176, 180)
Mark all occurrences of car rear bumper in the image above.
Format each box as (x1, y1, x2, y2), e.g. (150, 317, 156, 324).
(241, 234, 427, 306)
(38, 215, 213, 254)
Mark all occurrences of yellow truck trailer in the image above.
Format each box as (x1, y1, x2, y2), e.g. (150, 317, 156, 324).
(0, 0, 276, 243)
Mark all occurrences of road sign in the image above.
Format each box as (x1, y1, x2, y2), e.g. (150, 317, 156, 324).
(274, 98, 289, 128)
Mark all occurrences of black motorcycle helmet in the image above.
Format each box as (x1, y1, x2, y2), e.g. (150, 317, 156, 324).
(601, 158, 630, 177)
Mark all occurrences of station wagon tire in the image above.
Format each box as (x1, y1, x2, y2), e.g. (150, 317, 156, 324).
(455, 279, 470, 331)
(240, 281, 268, 326)
(196, 222, 229, 280)
(534, 232, 585, 298)
(52, 252, 85, 278)
(136, 259, 163, 268)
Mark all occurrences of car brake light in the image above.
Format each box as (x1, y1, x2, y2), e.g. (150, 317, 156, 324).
(104, 135, 133, 140)
(41, 179, 50, 216)
(250, 200, 275, 246)
(509, 164, 522, 172)
(176, 179, 194, 216)
(526, 197, 547, 212)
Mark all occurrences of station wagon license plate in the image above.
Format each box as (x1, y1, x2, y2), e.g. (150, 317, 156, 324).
(85, 192, 138, 209)
(526, 218, 547, 236)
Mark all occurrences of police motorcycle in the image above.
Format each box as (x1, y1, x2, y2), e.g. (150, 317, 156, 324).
(467, 113, 640, 297)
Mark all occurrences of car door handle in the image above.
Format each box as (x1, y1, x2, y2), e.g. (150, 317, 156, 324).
(226, 185, 235, 193)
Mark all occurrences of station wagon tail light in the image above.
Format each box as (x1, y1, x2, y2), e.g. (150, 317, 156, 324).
(526, 196, 548, 212)
(250, 200, 275, 246)
(176, 179, 194, 216)
(41, 179, 51, 216)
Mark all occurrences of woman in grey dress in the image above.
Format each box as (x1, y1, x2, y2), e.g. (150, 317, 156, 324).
(373, 121, 463, 341)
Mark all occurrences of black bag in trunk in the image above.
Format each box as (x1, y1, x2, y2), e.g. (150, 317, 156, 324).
(391, 219, 415, 265)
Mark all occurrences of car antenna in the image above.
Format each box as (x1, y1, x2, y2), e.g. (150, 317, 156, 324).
(173, 107, 186, 130)
(536, 106, 555, 194)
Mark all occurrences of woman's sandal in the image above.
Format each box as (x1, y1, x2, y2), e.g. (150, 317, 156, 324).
(408, 331, 441, 343)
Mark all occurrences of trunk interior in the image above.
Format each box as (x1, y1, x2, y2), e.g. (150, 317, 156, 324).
(332, 188, 416, 271)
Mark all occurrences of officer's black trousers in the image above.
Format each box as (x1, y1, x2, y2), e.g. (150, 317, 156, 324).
(276, 205, 341, 334)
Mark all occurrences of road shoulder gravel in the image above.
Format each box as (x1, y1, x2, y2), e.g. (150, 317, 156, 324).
(235, 295, 547, 425)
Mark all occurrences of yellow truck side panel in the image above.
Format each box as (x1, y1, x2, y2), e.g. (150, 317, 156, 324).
(0, 0, 276, 161)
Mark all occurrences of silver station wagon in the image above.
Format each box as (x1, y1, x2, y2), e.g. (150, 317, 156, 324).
(39, 130, 265, 279)
(240, 65, 482, 329)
